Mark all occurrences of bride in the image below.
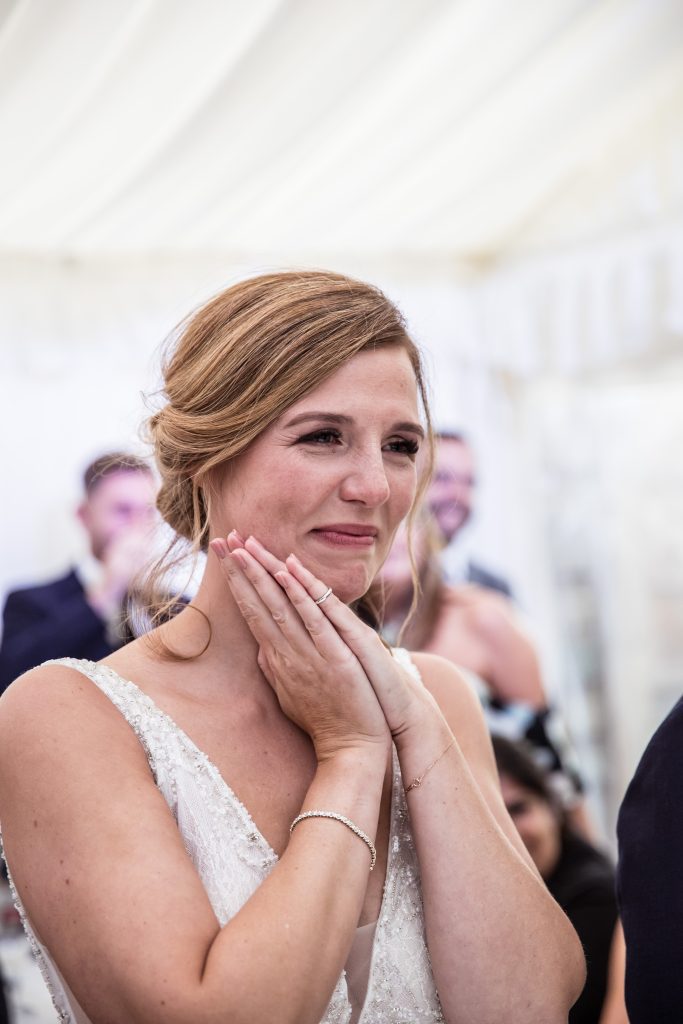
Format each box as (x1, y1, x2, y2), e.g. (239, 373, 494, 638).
(0, 271, 584, 1023)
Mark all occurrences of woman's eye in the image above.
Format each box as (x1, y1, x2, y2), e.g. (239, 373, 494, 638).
(299, 429, 343, 445)
(386, 437, 420, 456)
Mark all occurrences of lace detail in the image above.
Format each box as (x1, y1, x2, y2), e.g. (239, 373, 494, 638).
(2, 652, 443, 1024)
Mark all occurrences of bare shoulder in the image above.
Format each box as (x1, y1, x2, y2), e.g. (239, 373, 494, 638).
(2, 660, 96, 708)
(0, 660, 138, 739)
(406, 652, 498, 778)
(439, 584, 511, 627)
(409, 650, 484, 726)
(441, 582, 501, 607)
(451, 586, 522, 641)
(0, 661, 152, 807)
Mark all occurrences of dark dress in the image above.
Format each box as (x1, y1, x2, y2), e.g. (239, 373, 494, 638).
(546, 832, 618, 1024)
(617, 696, 683, 1024)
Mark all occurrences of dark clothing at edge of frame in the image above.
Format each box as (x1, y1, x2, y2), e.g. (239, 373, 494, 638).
(0, 571, 118, 692)
(617, 695, 683, 1024)
(546, 833, 617, 1024)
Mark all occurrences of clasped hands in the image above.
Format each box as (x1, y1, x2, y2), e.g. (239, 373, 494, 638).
(209, 531, 439, 762)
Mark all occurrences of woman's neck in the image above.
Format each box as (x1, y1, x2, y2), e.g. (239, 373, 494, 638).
(159, 557, 266, 697)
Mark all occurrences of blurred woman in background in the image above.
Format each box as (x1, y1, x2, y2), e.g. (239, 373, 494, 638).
(378, 513, 588, 822)
(493, 736, 627, 1024)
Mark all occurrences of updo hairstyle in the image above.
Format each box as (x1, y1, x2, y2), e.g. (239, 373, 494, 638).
(142, 270, 433, 631)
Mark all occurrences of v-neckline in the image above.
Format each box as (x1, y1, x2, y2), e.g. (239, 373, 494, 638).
(99, 660, 282, 860)
(95, 659, 396, 873)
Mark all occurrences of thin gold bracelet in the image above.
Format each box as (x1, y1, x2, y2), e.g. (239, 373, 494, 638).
(290, 810, 377, 870)
(404, 738, 455, 793)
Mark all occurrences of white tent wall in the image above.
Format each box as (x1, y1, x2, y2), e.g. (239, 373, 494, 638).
(1, 0, 683, 260)
(522, 362, 683, 840)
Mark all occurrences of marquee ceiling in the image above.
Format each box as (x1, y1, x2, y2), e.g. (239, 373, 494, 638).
(1, 0, 682, 266)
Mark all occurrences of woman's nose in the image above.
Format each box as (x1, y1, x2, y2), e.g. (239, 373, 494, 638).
(339, 452, 390, 507)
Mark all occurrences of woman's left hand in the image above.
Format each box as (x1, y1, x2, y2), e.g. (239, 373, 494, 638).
(227, 532, 443, 746)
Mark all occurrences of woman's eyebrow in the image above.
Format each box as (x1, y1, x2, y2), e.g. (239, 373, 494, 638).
(283, 412, 353, 429)
(394, 420, 425, 439)
(282, 411, 425, 439)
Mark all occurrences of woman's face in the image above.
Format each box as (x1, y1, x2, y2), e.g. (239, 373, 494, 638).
(214, 345, 423, 603)
(499, 774, 562, 879)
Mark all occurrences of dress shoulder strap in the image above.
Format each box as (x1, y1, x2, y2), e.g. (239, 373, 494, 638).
(390, 646, 423, 683)
(44, 657, 175, 782)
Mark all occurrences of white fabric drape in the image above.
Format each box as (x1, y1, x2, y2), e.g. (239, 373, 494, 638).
(1, 0, 682, 263)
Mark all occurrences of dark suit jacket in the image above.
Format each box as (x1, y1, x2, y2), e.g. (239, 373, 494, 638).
(466, 560, 513, 598)
(617, 696, 683, 1024)
(0, 570, 119, 692)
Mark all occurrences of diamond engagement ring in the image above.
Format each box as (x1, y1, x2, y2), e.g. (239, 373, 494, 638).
(314, 586, 333, 606)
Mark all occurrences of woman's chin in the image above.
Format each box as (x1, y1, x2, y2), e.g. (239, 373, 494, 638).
(285, 544, 377, 605)
(326, 567, 375, 606)
(331, 583, 370, 606)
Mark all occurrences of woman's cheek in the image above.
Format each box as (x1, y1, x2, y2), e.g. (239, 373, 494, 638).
(391, 467, 418, 517)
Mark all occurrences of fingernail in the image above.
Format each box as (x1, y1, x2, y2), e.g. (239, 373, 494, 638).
(210, 539, 227, 559)
(275, 571, 290, 589)
(288, 553, 302, 568)
(231, 550, 248, 569)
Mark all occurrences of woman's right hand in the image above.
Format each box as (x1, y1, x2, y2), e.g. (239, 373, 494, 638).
(210, 537, 390, 762)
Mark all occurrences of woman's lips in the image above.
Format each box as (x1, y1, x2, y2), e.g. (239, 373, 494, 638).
(310, 527, 377, 548)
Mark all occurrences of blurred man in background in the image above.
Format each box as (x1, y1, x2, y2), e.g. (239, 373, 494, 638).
(0, 453, 157, 692)
(428, 431, 512, 596)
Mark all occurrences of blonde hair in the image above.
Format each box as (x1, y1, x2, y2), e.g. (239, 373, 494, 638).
(394, 514, 446, 649)
(141, 269, 433, 638)
(367, 505, 445, 648)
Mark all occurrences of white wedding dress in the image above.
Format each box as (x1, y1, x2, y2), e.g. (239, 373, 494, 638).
(3, 650, 444, 1023)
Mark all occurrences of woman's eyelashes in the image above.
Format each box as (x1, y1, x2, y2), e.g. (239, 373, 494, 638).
(298, 428, 343, 446)
(296, 429, 419, 457)
(386, 437, 420, 457)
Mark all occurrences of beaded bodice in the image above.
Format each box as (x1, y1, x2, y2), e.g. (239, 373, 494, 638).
(4, 653, 444, 1023)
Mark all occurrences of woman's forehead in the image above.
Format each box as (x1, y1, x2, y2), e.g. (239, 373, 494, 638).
(286, 347, 419, 415)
